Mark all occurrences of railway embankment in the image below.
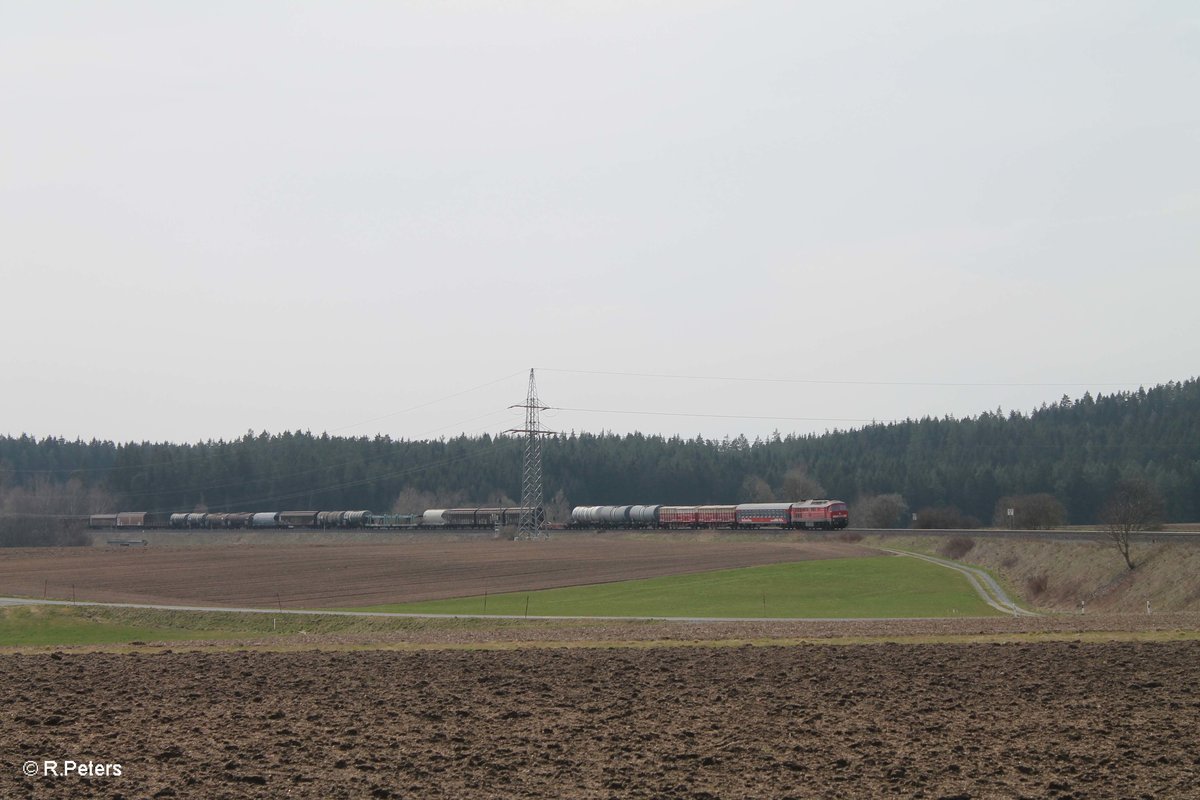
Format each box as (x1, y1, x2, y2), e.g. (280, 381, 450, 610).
(863, 533, 1200, 614)
(89, 528, 505, 548)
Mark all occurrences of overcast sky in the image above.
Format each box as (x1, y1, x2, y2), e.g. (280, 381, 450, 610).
(2, 1, 1197, 444)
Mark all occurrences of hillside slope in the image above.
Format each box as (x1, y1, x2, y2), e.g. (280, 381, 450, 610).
(869, 534, 1200, 614)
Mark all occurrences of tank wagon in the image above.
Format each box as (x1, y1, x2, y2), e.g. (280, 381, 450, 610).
(90, 510, 376, 530)
(570, 500, 848, 530)
(251, 512, 281, 528)
(571, 505, 661, 528)
(88, 507, 538, 531)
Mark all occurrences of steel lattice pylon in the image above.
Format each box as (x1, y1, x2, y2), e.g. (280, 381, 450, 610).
(507, 369, 554, 540)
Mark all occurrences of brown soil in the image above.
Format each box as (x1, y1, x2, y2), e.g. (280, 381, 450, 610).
(3, 641, 1197, 798)
(0, 540, 875, 608)
(123, 612, 1200, 651)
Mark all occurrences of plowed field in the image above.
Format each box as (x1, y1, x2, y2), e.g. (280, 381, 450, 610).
(0, 540, 874, 608)
(3, 641, 1197, 798)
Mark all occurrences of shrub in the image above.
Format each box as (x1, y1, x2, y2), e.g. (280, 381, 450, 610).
(0, 478, 107, 547)
(939, 535, 975, 560)
(851, 493, 909, 529)
(1025, 573, 1050, 597)
(914, 506, 980, 530)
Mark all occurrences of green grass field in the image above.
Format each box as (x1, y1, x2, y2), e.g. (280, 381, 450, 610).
(0, 605, 242, 646)
(0, 605, 615, 648)
(348, 556, 997, 618)
(0, 555, 995, 647)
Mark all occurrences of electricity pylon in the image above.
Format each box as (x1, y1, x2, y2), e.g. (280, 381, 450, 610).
(506, 368, 555, 540)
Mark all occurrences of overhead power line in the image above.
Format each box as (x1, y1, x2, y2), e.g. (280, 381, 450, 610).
(143, 435, 524, 515)
(2, 421, 527, 507)
(538, 367, 1151, 389)
(328, 371, 525, 432)
(552, 406, 894, 424)
(2, 373, 526, 476)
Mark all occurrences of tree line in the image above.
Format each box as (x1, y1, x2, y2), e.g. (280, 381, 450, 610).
(1, 379, 1197, 539)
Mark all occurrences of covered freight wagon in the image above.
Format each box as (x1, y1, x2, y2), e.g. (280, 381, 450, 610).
(696, 505, 737, 526)
(474, 507, 506, 527)
(504, 507, 544, 526)
(658, 506, 699, 528)
(115, 511, 171, 529)
(279, 511, 319, 528)
(442, 508, 481, 527)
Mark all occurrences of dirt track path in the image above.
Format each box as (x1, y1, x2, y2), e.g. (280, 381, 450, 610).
(884, 548, 1037, 616)
(0, 595, 978, 623)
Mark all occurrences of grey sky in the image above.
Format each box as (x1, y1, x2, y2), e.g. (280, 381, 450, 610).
(2, 1, 1197, 444)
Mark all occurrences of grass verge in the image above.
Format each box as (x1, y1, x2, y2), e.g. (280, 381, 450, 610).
(5, 628, 1199, 656)
(0, 604, 651, 648)
(0, 605, 242, 646)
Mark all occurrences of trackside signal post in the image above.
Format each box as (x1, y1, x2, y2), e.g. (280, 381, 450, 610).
(506, 369, 556, 540)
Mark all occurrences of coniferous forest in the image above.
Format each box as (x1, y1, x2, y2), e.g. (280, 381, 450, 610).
(1, 379, 1198, 528)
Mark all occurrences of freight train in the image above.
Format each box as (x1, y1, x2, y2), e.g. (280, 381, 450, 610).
(86, 507, 539, 530)
(569, 500, 849, 530)
(87, 510, 379, 530)
(87, 500, 845, 531)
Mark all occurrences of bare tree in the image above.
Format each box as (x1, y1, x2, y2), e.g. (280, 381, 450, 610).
(392, 486, 437, 515)
(0, 477, 108, 547)
(543, 489, 571, 524)
(740, 475, 774, 502)
(778, 465, 825, 500)
(484, 489, 517, 507)
(853, 493, 909, 528)
(1100, 478, 1164, 570)
(391, 486, 467, 514)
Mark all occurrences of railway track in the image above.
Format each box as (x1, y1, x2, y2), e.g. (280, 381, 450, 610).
(838, 527, 1200, 544)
